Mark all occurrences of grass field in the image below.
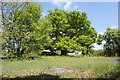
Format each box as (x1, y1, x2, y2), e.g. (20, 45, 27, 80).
(2, 56, 120, 79)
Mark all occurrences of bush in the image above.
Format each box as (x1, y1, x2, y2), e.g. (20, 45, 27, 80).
(89, 49, 104, 57)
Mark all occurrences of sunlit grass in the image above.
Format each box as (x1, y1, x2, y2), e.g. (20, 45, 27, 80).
(2, 56, 120, 78)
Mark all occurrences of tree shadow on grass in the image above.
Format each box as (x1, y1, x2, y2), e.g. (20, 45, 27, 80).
(2, 58, 120, 80)
(2, 73, 118, 80)
(2, 74, 60, 80)
(116, 58, 120, 62)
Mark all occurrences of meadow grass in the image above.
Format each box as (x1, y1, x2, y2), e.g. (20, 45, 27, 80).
(2, 56, 120, 78)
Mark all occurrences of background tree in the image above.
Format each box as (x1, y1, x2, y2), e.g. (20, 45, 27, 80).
(96, 34, 104, 45)
(1, 2, 23, 57)
(1, 2, 49, 57)
(103, 28, 120, 56)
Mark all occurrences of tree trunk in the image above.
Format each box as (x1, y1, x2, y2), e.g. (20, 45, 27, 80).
(61, 49, 67, 56)
(86, 46, 89, 55)
(117, 48, 120, 57)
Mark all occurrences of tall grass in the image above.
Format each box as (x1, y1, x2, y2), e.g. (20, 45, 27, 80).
(2, 56, 120, 78)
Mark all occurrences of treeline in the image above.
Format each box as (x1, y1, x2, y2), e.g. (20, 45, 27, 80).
(1, 2, 120, 58)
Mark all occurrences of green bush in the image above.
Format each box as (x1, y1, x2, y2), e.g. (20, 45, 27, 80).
(89, 49, 104, 56)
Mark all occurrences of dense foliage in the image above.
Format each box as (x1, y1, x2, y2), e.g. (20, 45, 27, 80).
(103, 28, 120, 56)
(1, 2, 119, 57)
(48, 9, 97, 55)
(1, 2, 51, 57)
(96, 28, 120, 57)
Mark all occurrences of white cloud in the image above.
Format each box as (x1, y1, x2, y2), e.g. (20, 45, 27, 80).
(99, 32, 104, 35)
(93, 40, 106, 50)
(51, 0, 73, 10)
(98, 31, 105, 35)
(102, 40, 106, 44)
(78, 9, 81, 11)
(51, 0, 62, 6)
(41, 12, 46, 18)
(98, 26, 118, 35)
(78, 9, 85, 12)
(110, 26, 118, 29)
(74, 5, 78, 10)
(64, 0, 72, 10)
(93, 43, 103, 50)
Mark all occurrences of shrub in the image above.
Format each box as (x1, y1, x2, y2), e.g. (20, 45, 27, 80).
(89, 49, 104, 57)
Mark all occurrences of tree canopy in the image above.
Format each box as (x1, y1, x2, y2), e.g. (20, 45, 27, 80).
(1, 2, 51, 57)
(1, 2, 119, 57)
(103, 28, 120, 56)
(47, 9, 97, 55)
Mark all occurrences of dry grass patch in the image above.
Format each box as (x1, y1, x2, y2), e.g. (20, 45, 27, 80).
(44, 68, 76, 74)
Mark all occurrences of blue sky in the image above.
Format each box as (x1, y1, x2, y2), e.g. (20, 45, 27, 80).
(41, 2, 118, 32)
(41, 1, 118, 50)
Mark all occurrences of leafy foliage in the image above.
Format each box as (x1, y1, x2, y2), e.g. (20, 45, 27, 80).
(103, 28, 120, 56)
(48, 9, 97, 55)
(1, 2, 51, 57)
(3, 2, 119, 57)
(96, 34, 104, 45)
